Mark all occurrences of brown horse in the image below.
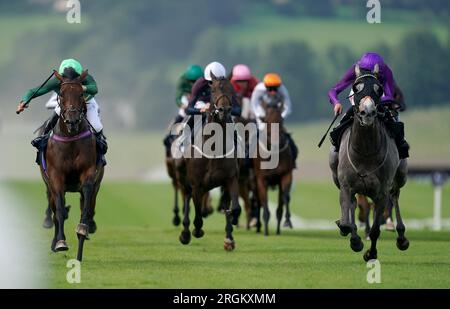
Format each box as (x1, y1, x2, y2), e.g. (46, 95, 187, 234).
(165, 121, 213, 226)
(39, 70, 104, 261)
(254, 96, 294, 236)
(179, 74, 241, 250)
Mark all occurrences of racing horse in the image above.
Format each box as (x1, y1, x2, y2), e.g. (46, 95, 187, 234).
(34, 70, 104, 261)
(179, 73, 241, 250)
(329, 64, 409, 261)
(253, 93, 294, 236)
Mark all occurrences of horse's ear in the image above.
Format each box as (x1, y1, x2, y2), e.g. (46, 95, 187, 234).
(355, 64, 361, 77)
(54, 70, 64, 82)
(373, 63, 379, 75)
(210, 71, 217, 81)
(78, 70, 89, 82)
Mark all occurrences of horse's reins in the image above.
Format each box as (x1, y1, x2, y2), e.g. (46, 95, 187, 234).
(56, 81, 98, 134)
(191, 91, 236, 159)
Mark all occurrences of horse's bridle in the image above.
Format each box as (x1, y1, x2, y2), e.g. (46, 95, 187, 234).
(210, 93, 232, 117)
(351, 73, 384, 126)
(57, 81, 87, 125)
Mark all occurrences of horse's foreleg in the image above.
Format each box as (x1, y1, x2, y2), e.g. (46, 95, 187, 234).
(172, 181, 181, 226)
(336, 187, 353, 237)
(54, 191, 68, 251)
(393, 190, 409, 251)
(43, 187, 54, 229)
(179, 188, 192, 245)
(223, 177, 240, 251)
(281, 173, 293, 230)
(349, 196, 364, 252)
(192, 190, 205, 239)
(256, 176, 270, 236)
(76, 182, 94, 262)
(228, 177, 241, 226)
(364, 194, 388, 261)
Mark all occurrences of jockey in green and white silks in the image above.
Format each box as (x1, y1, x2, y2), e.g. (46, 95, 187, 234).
(18, 59, 107, 155)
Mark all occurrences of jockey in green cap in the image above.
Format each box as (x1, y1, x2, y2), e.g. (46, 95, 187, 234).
(17, 58, 107, 162)
(163, 64, 203, 150)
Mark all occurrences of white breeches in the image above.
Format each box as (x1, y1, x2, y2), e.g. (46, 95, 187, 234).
(52, 95, 103, 132)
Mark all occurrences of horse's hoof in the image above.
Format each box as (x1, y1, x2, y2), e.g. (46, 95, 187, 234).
(363, 249, 377, 262)
(249, 218, 258, 228)
(336, 220, 351, 236)
(42, 217, 53, 229)
(179, 231, 191, 245)
(283, 220, 293, 229)
(172, 216, 181, 226)
(224, 238, 235, 251)
(76, 223, 89, 238)
(350, 236, 364, 252)
(193, 228, 204, 238)
(88, 220, 97, 234)
(55, 240, 69, 252)
(396, 237, 410, 251)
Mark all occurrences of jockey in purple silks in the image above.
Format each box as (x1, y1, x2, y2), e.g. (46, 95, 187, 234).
(328, 52, 409, 159)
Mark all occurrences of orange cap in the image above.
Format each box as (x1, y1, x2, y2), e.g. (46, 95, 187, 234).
(263, 73, 282, 87)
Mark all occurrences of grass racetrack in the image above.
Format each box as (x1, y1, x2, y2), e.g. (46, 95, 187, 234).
(4, 180, 450, 288)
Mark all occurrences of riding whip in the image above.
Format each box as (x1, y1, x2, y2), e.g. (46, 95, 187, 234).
(317, 113, 339, 148)
(16, 71, 55, 114)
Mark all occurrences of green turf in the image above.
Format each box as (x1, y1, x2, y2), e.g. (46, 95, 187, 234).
(4, 180, 450, 288)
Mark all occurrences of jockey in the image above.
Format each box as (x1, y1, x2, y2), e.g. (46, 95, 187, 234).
(186, 61, 241, 117)
(230, 64, 259, 119)
(17, 59, 107, 155)
(328, 52, 409, 159)
(163, 64, 203, 149)
(250, 73, 298, 166)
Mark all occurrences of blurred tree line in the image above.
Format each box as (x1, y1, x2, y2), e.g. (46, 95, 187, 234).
(0, 0, 448, 129)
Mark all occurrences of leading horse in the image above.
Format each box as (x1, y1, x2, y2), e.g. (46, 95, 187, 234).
(329, 64, 409, 261)
(38, 70, 104, 261)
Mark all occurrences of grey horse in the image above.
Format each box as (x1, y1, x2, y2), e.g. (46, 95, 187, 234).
(329, 64, 409, 261)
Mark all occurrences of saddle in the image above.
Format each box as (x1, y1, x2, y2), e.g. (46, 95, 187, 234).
(32, 130, 106, 169)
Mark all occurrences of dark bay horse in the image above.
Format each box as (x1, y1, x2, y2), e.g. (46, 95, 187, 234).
(179, 73, 241, 250)
(329, 64, 409, 261)
(165, 121, 213, 226)
(254, 95, 294, 236)
(40, 70, 104, 261)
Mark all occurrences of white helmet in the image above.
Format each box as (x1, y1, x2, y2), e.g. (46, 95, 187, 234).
(204, 61, 226, 81)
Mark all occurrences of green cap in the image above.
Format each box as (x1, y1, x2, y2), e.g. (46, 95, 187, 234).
(184, 65, 203, 81)
(59, 59, 83, 75)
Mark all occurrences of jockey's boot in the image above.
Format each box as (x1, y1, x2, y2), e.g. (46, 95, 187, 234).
(95, 130, 108, 155)
(94, 130, 107, 166)
(329, 108, 354, 152)
(163, 115, 185, 149)
(382, 111, 410, 159)
(31, 112, 58, 150)
(285, 132, 298, 168)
